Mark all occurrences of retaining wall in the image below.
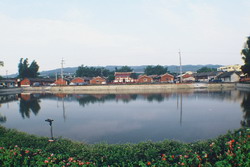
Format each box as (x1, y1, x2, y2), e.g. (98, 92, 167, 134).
(236, 83, 250, 90)
(0, 88, 23, 94)
(23, 83, 236, 94)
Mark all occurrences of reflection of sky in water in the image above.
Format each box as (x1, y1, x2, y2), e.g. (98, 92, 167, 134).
(0, 90, 246, 144)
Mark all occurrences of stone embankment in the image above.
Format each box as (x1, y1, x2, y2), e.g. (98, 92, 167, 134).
(0, 88, 23, 94)
(23, 83, 236, 94)
(236, 83, 250, 90)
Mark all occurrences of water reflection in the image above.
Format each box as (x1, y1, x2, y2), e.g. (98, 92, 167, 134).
(0, 89, 249, 143)
(0, 114, 6, 123)
(19, 94, 41, 119)
(0, 94, 18, 123)
(240, 91, 250, 127)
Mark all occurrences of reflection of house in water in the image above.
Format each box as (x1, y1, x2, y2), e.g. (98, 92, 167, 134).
(55, 93, 67, 98)
(115, 94, 132, 102)
(0, 94, 18, 104)
(92, 94, 106, 99)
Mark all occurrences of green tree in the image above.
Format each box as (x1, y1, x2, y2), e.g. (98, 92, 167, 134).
(241, 36, 250, 77)
(29, 61, 39, 78)
(115, 66, 133, 72)
(76, 65, 112, 77)
(107, 75, 115, 83)
(18, 58, 39, 78)
(130, 73, 139, 79)
(197, 67, 217, 73)
(144, 65, 168, 75)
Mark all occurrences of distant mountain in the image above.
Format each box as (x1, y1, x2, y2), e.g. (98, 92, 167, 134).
(39, 64, 222, 76)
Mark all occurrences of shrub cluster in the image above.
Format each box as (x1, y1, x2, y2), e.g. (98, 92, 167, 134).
(0, 126, 249, 166)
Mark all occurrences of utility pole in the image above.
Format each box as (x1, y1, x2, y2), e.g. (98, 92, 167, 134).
(61, 58, 64, 80)
(179, 50, 183, 83)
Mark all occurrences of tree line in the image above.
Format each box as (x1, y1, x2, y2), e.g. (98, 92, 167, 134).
(75, 65, 170, 79)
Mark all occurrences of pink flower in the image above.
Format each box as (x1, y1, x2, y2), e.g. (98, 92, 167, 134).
(68, 157, 74, 162)
(44, 160, 49, 163)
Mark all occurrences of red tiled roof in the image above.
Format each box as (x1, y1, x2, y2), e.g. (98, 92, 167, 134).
(115, 72, 132, 77)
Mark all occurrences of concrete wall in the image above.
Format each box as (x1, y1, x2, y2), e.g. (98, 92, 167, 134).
(237, 83, 250, 89)
(23, 83, 236, 94)
(0, 88, 23, 94)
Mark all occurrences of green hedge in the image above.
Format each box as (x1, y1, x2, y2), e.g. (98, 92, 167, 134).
(0, 126, 249, 166)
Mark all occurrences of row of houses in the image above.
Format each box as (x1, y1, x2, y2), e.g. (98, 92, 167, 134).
(113, 72, 174, 84)
(0, 71, 244, 88)
(193, 71, 243, 83)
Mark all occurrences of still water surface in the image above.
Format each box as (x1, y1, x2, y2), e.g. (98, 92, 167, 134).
(0, 89, 249, 144)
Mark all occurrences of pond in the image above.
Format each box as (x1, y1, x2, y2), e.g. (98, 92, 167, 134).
(0, 89, 249, 144)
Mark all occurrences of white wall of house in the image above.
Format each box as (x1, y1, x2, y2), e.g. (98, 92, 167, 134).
(221, 73, 240, 82)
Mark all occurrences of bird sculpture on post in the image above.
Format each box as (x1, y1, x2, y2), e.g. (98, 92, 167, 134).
(45, 119, 54, 141)
(45, 119, 54, 126)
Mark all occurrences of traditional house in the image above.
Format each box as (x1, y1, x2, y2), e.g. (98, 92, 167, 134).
(0, 79, 17, 88)
(113, 72, 135, 83)
(70, 77, 85, 85)
(217, 72, 240, 82)
(90, 76, 106, 85)
(160, 73, 174, 83)
(20, 78, 31, 87)
(148, 75, 161, 82)
(137, 75, 153, 83)
(181, 74, 195, 83)
(193, 71, 222, 82)
(54, 78, 69, 85)
(20, 78, 55, 87)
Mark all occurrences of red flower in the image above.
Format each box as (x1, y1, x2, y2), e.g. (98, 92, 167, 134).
(44, 160, 49, 163)
(68, 157, 74, 162)
(86, 162, 90, 165)
(162, 157, 166, 161)
(25, 150, 29, 154)
(79, 162, 84, 165)
(181, 162, 185, 166)
(231, 139, 235, 143)
(147, 162, 151, 165)
(171, 155, 175, 159)
(161, 154, 166, 157)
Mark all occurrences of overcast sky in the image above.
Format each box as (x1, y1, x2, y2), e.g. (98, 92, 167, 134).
(0, 0, 250, 75)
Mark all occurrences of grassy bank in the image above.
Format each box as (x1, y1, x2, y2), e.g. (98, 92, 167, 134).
(0, 126, 249, 166)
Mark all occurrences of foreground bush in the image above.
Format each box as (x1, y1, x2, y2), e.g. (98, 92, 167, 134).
(0, 126, 249, 166)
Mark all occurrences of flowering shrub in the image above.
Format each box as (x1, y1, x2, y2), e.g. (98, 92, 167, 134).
(0, 126, 249, 166)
